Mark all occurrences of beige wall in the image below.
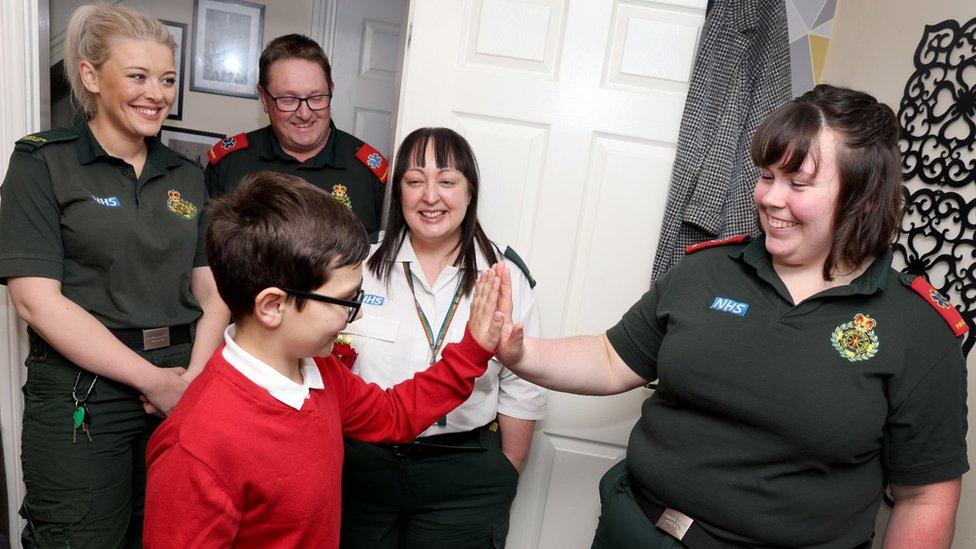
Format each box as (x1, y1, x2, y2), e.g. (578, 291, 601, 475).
(51, 0, 315, 136)
(823, 1, 975, 547)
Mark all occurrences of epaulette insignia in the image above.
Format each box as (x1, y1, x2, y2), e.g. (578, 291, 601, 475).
(355, 143, 389, 184)
(15, 128, 77, 152)
(207, 133, 249, 166)
(908, 276, 968, 336)
(504, 246, 536, 289)
(685, 234, 751, 254)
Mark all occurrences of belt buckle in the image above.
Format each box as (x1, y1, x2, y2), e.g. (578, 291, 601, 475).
(391, 444, 411, 458)
(656, 507, 693, 541)
(142, 327, 171, 351)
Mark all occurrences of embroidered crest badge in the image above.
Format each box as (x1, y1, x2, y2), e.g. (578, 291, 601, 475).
(331, 184, 353, 210)
(830, 313, 879, 362)
(167, 190, 198, 220)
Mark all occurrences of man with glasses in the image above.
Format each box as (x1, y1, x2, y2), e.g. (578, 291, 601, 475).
(205, 34, 388, 237)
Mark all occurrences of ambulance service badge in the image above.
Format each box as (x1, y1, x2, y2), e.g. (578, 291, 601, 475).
(331, 184, 353, 210)
(830, 313, 879, 362)
(166, 190, 198, 220)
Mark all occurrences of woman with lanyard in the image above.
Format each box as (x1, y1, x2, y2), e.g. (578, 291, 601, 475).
(341, 127, 547, 548)
(489, 85, 968, 547)
(0, 5, 228, 546)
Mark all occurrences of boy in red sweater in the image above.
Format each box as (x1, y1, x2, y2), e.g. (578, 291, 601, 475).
(144, 172, 505, 548)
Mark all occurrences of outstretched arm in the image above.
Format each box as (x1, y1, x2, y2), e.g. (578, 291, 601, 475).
(341, 266, 506, 442)
(882, 479, 960, 549)
(493, 264, 647, 395)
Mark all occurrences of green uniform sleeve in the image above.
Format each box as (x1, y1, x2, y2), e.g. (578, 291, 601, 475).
(203, 162, 224, 199)
(883, 343, 969, 485)
(0, 150, 64, 283)
(193, 191, 211, 268)
(373, 177, 386, 227)
(605, 270, 674, 382)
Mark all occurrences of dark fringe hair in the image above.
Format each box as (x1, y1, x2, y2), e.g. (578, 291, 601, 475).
(750, 84, 904, 280)
(207, 171, 369, 318)
(367, 128, 498, 296)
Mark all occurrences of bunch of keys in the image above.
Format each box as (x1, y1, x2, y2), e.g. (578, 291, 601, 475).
(71, 372, 98, 444)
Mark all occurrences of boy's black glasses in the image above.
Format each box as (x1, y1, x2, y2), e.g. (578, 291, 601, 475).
(283, 288, 365, 323)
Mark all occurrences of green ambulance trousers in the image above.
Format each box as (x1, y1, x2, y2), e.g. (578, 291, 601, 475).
(590, 460, 683, 549)
(19, 338, 190, 549)
(341, 425, 519, 549)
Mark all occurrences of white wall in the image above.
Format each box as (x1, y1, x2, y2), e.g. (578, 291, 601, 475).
(822, 1, 975, 546)
(51, 0, 315, 136)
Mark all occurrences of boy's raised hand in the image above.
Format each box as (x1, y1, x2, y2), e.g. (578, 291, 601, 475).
(468, 264, 505, 351)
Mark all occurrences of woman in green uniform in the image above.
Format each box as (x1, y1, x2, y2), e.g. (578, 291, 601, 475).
(492, 85, 968, 548)
(0, 5, 228, 547)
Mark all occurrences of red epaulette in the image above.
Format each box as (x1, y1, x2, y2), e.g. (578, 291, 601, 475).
(354, 143, 389, 184)
(685, 234, 751, 255)
(207, 133, 249, 166)
(908, 276, 968, 337)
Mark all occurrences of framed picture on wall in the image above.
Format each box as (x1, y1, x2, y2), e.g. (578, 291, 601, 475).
(160, 126, 224, 168)
(189, 0, 265, 99)
(160, 20, 187, 120)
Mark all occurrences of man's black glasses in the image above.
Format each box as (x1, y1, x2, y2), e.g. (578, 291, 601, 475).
(283, 288, 364, 322)
(264, 92, 332, 112)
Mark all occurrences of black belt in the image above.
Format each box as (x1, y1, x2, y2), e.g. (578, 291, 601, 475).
(379, 421, 496, 457)
(629, 477, 749, 549)
(27, 324, 192, 357)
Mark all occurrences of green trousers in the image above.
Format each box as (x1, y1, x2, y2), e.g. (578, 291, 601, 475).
(341, 426, 519, 549)
(590, 460, 683, 549)
(19, 340, 190, 549)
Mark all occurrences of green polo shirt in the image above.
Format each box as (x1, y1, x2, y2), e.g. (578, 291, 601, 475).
(0, 123, 209, 329)
(607, 236, 968, 548)
(204, 123, 386, 234)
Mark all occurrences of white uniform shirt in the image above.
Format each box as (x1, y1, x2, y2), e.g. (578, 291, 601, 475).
(344, 238, 547, 437)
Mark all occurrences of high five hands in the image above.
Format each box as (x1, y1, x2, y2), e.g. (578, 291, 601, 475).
(468, 262, 524, 363)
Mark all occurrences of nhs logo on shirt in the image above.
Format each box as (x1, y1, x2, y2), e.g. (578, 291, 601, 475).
(709, 296, 749, 317)
(363, 294, 385, 306)
(91, 194, 121, 208)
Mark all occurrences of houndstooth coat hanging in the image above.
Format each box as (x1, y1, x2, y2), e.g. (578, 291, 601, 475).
(650, 0, 791, 281)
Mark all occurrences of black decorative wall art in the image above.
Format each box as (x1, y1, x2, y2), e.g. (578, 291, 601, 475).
(895, 16, 976, 354)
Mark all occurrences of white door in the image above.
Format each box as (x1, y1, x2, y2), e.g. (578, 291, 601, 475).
(330, 0, 406, 157)
(395, 1, 705, 547)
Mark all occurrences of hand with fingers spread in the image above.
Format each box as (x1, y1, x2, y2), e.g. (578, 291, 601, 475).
(493, 263, 526, 366)
(467, 264, 506, 351)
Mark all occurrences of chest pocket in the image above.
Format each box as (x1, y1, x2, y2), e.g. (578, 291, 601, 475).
(344, 316, 400, 381)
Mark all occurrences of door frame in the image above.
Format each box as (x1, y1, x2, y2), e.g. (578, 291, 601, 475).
(0, 0, 42, 535)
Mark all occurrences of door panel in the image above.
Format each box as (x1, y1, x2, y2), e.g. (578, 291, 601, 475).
(331, 0, 406, 156)
(396, 1, 705, 546)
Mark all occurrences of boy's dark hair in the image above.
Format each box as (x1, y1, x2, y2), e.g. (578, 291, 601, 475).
(367, 127, 498, 296)
(259, 34, 333, 90)
(750, 84, 903, 280)
(207, 171, 368, 318)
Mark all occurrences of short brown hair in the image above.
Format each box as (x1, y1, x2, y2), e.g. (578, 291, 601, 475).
(206, 171, 368, 317)
(750, 84, 903, 280)
(259, 34, 333, 90)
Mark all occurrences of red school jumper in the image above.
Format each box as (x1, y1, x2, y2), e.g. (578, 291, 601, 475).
(144, 329, 493, 548)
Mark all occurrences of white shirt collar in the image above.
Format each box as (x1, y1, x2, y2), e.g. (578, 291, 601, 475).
(390, 233, 495, 292)
(221, 325, 325, 410)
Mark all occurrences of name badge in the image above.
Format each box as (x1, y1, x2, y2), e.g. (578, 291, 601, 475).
(709, 296, 749, 317)
(363, 294, 385, 306)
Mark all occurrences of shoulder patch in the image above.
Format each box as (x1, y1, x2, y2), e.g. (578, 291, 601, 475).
(355, 143, 389, 184)
(207, 133, 249, 166)
(15, 128, 78, 152)
(906, 276, 968, 337)
(685, 234, 751, 255)
(504, 246, 536, 289)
